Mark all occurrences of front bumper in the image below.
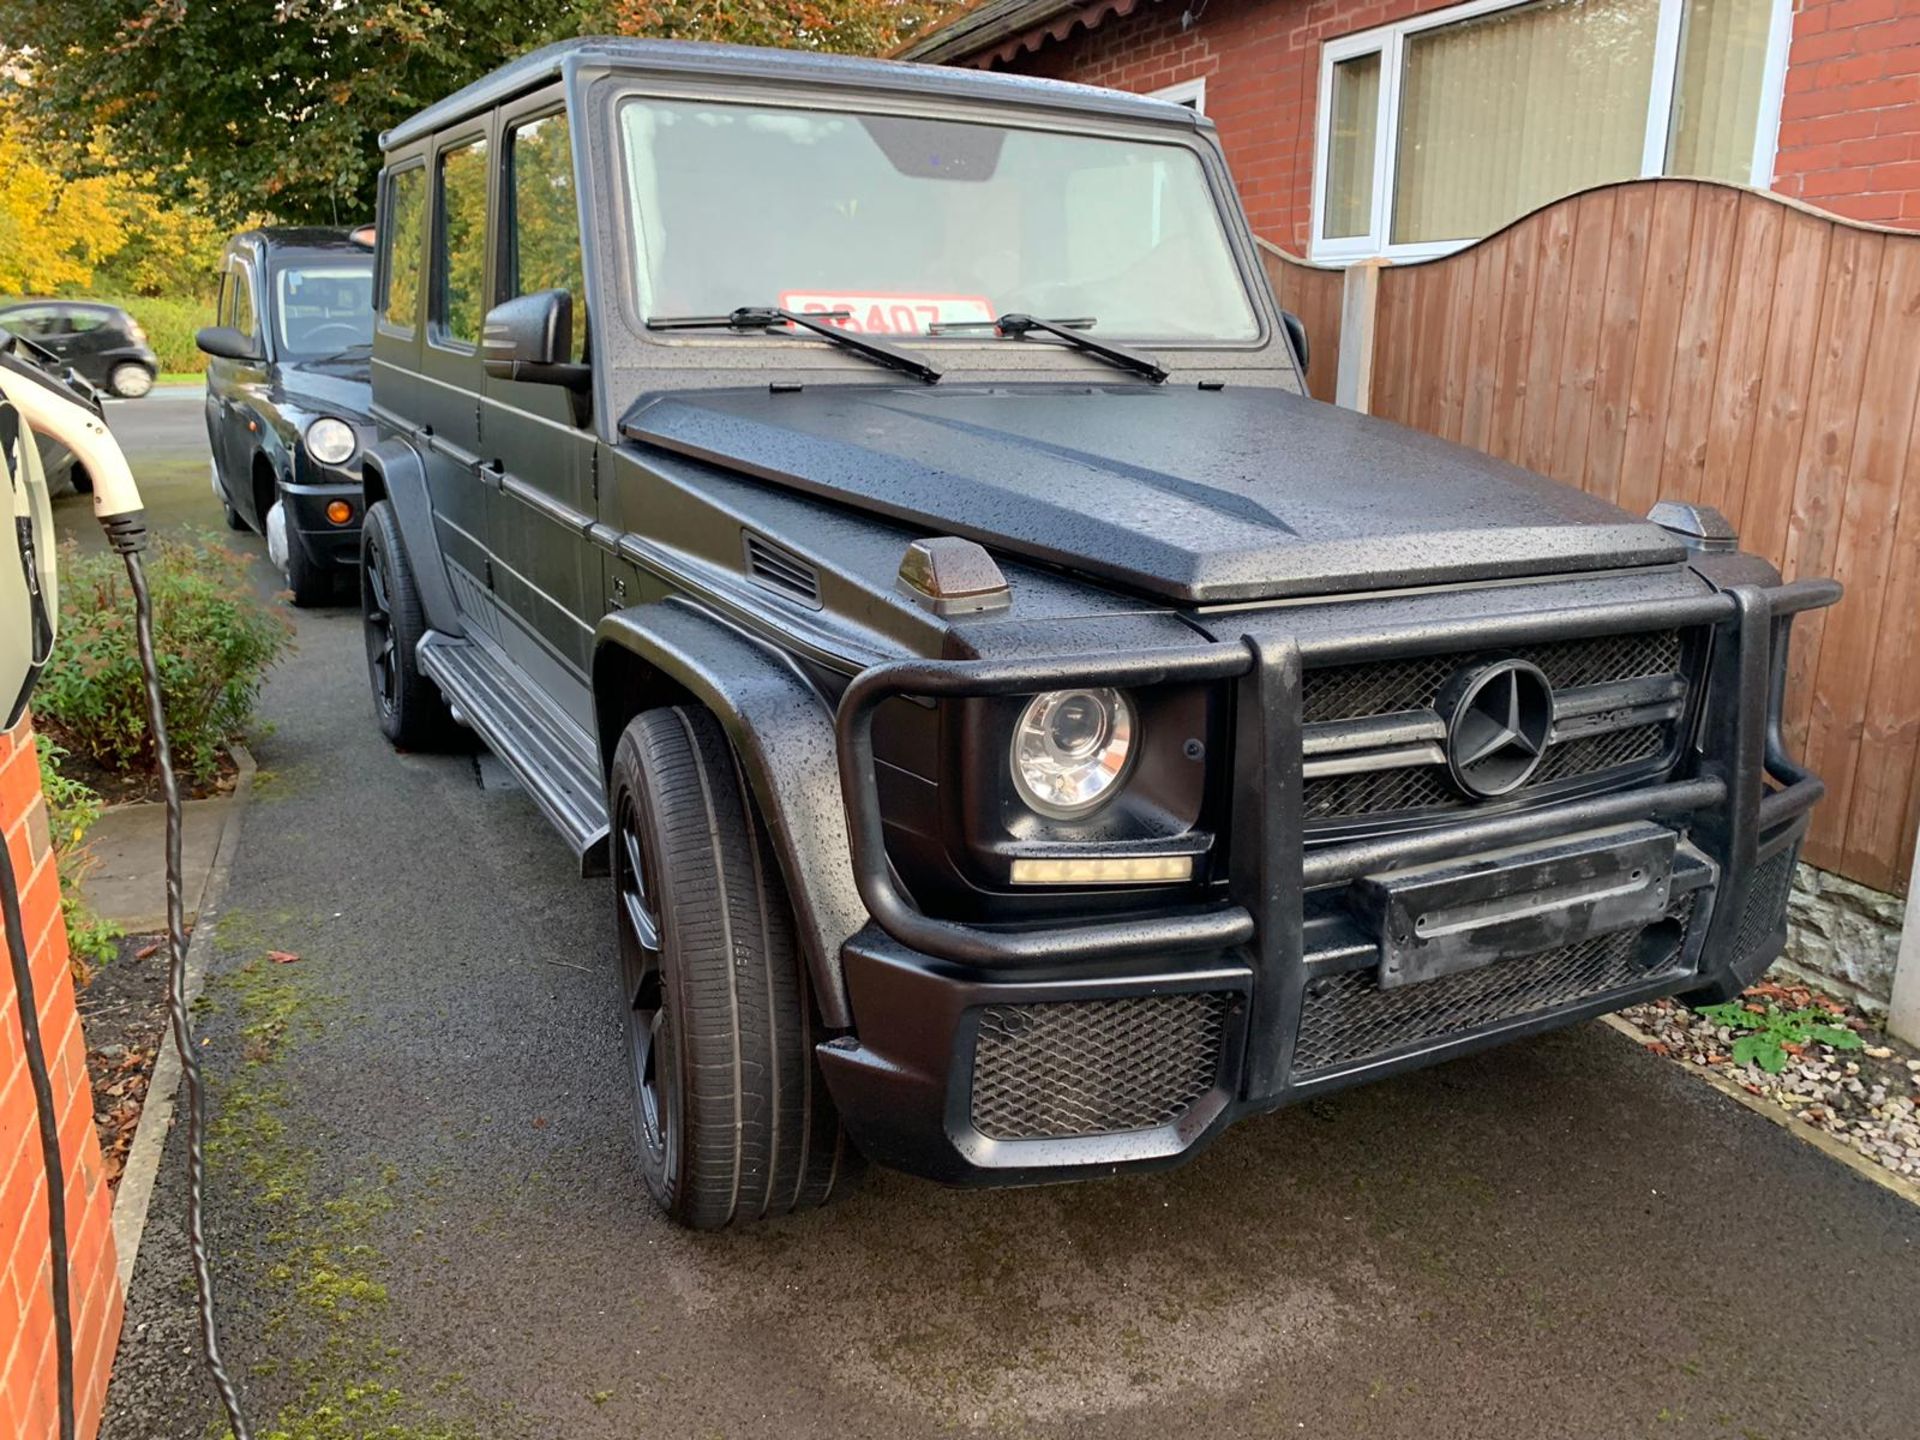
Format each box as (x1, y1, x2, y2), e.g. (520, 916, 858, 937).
(285, 450, 366, 569)
(821, 574, 1839, 1186)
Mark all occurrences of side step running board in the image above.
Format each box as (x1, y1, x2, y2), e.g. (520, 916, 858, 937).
(417, 631, 610, 875)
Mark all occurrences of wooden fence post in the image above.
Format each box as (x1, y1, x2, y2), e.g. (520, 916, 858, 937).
(1889, 823, 1920, 1046)
(1335, 259, 1382, 413)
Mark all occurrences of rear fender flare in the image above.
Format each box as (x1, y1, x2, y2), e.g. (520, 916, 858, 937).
(593, 600, 866, 1027)
(361, 439, 463, 637)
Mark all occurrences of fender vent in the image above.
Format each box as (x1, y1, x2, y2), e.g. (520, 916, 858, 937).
(743, 531, 821, 609)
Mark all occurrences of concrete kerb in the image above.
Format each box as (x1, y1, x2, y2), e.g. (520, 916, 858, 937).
(109, 741, 256, 1297)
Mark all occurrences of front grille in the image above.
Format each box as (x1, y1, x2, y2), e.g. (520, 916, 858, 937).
(1305, 766, 1463, 823)
(1303, 631, 1683, 724)
(1302, 630, 1687, 825)
(970, 992, 1230, 1140)
(1293, 903, 1695, 1075)
(1529, 723, 1667, 785)
(1734, 843, 1798, 967)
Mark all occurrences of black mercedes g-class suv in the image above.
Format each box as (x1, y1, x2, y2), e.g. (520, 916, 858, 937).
(358, 38, 1839, 1229)
(199, 227, 378, 604)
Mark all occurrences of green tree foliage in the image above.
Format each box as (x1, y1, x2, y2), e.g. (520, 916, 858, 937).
(2, 0, 962, 231)
(594, 0, 959, 56)
(0, 0, 584, 227)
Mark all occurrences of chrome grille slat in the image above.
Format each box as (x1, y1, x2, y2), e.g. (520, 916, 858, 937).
(1301, 630, 1687, 823)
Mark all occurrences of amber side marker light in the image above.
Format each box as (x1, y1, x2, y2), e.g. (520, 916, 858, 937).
(1010, 855, 1195, 885)
(326, 500, 353, 525)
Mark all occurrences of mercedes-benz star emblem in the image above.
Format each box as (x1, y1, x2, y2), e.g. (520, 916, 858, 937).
(1442, 659, 1555, 799)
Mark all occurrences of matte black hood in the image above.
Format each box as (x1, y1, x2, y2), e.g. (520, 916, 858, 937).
(621, 385, 1685, 605)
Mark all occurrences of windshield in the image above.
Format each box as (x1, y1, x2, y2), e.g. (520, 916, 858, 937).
(274, 263, 374, 358)
(618, 99, 1260, 344)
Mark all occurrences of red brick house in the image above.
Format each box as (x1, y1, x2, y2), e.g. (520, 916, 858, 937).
(900, 0, 1920, 258)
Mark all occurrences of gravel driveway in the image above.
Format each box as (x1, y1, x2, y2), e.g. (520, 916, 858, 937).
(90, 404, 1920, 1440)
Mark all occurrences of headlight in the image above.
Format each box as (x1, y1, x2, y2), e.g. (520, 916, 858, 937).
(304, 416, 357, 466)
(1010, 688, 1136, 819)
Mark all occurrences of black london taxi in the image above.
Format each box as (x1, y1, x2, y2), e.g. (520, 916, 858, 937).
(198, 227, 377, 604)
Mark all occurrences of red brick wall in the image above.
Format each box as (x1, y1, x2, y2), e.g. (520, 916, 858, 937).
(0, 717, 120, 1440)
(997, 0, 1920, 248)
(1773, 0, 1920, 226)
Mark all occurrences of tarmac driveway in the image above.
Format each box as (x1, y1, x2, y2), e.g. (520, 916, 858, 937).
(92, 394, 1920, 1440)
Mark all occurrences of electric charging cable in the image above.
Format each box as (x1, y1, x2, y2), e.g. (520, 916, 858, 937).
(1, 349, 254, 1440)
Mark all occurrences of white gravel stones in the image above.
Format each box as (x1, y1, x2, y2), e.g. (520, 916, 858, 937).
(1623, 982, 1920, 1181)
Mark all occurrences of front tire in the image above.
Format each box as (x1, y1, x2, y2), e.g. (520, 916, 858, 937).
(609, 706, 855, 1229)
(283, 521, 333, 608)
(109, 362, 154, 399)
(361, 500, 454, 749)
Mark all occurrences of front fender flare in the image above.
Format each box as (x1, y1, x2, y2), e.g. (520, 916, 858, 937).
(594, 600, 867, 1027)
(361, 438, 463, 637)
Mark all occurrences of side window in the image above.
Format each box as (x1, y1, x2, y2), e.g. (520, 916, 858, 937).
(215, 275, 232, 328)
(231, 268, 258, 340)
(2, 306, 57, 338)
(383, 164, 426, 332)
(66, 309, 106, 334)
(506, 112, 587, 363)
(434, 136, 489, 347)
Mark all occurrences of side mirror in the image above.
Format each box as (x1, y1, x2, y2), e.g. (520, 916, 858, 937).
(1281, 310, 1309, 377)
(195, 326, 264, 363)
(483, 291, 589, 393)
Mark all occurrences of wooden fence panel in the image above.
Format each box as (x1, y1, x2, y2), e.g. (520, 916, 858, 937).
(1257, 242, 1341, 405)
(1368, 178, 1920, 894)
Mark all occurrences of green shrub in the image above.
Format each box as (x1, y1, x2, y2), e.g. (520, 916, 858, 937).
(92, 293, 214, 376)
(35, 535, 291, 784)
(34, 734, 121, 972)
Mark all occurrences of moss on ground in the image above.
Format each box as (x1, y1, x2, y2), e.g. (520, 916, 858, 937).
(200, 954, 488, 1440)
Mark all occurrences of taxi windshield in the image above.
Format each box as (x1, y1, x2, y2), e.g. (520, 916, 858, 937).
(275, 263, 375, 359)
(618, 98, 1260, 344)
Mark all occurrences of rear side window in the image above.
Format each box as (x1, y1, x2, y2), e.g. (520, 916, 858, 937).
(435, 137, 489, 346)
(507, 113, 587, 364)
(65, 309, 106, 334)
(230, 269, 257, 339)
(383, 165, 427, 332)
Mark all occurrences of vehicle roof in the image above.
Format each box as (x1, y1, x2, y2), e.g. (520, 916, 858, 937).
(380, 35, 1202, 151)
(0, 299, 126, 316)
(230, 226, 375, 258)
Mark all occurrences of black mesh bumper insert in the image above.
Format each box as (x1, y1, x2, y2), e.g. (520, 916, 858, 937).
(1293, 906, 1696, 1076)
(970, 992, 1231, 1141)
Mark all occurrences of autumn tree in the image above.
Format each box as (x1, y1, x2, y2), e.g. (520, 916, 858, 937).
(592, 0, 960, 54)
(1, 0, 963, 232)
(0, 0, 585, 227)
(0, 101, 126, 294)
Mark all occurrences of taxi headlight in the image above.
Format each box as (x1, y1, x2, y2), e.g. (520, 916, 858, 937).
(304, 416, 357, 466)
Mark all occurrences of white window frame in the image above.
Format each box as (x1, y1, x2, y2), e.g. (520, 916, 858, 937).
(1308, 0, 1794, 264)
(1152, 76, 1207, 113)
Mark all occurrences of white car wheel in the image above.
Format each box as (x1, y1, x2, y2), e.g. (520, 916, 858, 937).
(109, 363, 154, 399)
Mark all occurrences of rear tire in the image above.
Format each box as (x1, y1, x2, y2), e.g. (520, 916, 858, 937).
(361, 500, 454, 749)
(609, 705, 856, 1229)
(108, 362, 153, 399)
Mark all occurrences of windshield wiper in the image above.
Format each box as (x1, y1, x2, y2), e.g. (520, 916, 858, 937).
(647, 306, 941, 385)
(929, 313, 1168, 384)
